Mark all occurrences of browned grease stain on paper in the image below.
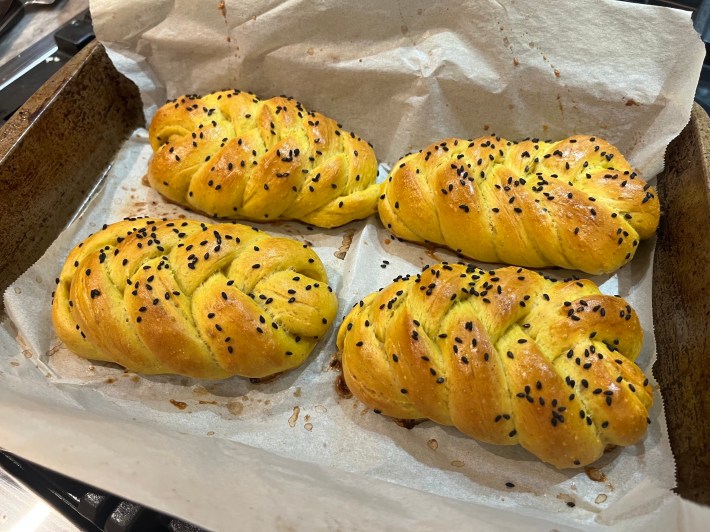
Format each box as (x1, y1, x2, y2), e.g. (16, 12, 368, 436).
(227, 401, 244, 415)
(47, 343, 61, 357)
(585, 466, 607, 482)
(394, 418, 425, 429)
(170, 399, 188, 410)
(334, 230, 355, 259)
(556, 493, 575, 505)
(288, 406, 300, 427)
(335, 375, 352, 399)
(328, 353, 342, 371)
(250, 372, 282, 384)
(424, 246, 442, 263)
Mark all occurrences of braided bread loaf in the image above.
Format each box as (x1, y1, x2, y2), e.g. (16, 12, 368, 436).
(337, 263, 653, 468)
(379, 135, 660, 274)
(148, 90, 381, 228)
(52, 218, 337, 379)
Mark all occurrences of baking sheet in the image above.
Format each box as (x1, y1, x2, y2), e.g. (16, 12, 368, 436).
(2, 0, 708, 529)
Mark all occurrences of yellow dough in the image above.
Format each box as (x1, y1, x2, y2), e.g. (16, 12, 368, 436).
(53, 218, 338, 379)
(148, 90, 381, 228)
(338, 263, 653, 468)
(379, 135, 660, 274)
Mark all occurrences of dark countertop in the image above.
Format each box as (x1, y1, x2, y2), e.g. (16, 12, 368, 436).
(0, 0, 88, 68)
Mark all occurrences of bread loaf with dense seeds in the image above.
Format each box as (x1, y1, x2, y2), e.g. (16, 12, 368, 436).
(337, 263, 653, 468)
(148, 90, 381, 228)
(379, 135, 660, 274)
(53, 218, 338, 379)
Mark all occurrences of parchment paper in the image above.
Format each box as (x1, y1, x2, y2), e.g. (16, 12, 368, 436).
(1, 0, 708, 529)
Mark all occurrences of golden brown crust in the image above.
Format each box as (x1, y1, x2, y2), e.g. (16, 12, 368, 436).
(52, 218, 338, 379)
(379, 135, 660, 274)
(147, 90, 381, 228)
(337, 263, 652, 468)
